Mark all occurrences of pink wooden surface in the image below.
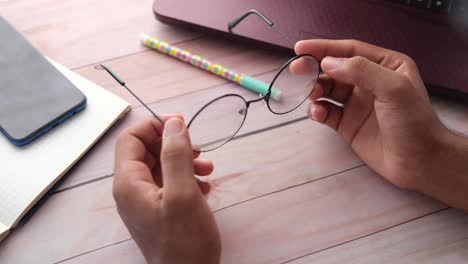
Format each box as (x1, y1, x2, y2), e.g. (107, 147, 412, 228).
(1, 0, 468, 263)
(0, 0, 200, 69)
(290, 208, 468, 264)
(60, 208, 468, 264)
(0, 166, 446, 264)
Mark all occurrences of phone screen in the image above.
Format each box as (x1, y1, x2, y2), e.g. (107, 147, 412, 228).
(0, 17, 86, 146)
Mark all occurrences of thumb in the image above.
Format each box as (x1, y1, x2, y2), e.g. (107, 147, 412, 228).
(321, 56, 410, 102)
(160, 117, 197, 199)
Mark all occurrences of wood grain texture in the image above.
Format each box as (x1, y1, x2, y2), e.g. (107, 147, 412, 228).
(214, 166, 444, 264)
(56, 38, 468, 192)
(62, 239, 145, 264)
(0, 0, 200, 68)
(55, 82, 468, 192)
(47, 166, 444, 264)
(1, 2, 468, 262)
(0, 118, 361, 263)
(288, 208, 468, 264)
(59, 112, 362, 206)
(55, 70, 306, 190)
(0, 178, 123, 264)
(40, 92, 467, 264)
(60, 208, 468, 264)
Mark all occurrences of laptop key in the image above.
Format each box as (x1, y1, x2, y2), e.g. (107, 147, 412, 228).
(430, 0, 452, 13)
(409, 0, 430, 8)
(451, 0, 468, 17)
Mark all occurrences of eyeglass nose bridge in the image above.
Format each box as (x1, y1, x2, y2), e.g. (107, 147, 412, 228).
(245, 92, 270, 108)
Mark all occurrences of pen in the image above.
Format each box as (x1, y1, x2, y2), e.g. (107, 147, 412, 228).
(140, 33, 282, 101)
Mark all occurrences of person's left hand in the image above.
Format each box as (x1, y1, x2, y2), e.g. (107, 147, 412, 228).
(113, 116, 221, 264)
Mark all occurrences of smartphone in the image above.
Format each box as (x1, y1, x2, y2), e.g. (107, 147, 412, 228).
(0, 17, 87, 146)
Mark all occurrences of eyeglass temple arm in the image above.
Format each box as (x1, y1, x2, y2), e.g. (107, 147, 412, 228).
(227, 9, 295, 47)
(99, 64, 165, 125)
(228, 9, 273, 30)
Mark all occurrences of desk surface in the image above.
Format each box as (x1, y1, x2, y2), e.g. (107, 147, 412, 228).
(1, 0, 468, 263)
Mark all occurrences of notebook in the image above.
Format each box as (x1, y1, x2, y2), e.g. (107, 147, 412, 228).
(0, 60, 131, 242)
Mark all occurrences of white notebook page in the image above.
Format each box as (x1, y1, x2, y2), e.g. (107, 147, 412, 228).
(0, 60, 130, 228)
(0, 222, 8, 240)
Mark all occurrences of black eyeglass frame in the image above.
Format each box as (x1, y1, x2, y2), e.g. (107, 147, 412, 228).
(186, 53, 321, 151)
(226, 9, 323, 114)
(99, 9, 322, 152)
(185, 10, 322, 151)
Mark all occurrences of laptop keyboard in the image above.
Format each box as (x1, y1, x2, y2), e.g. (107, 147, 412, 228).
(389, 0, 468, 16)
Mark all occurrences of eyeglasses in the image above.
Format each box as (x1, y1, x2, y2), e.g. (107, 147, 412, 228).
(101, 10, 321, 152)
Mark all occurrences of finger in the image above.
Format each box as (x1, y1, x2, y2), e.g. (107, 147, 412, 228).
(295, 39, 425, 90)
(295, 39, 389, 63)
(328, 81, 353, 104)
(308, 101, 343, 130)
(310, 75, 352, 106)
(310, 75, 333, 101)
(193, 145, 201, 159)
(118, 115, 183, 163)
(307, 101, 327, 123)
(113, 115, 185, 210)
(197, 180, 211, 195)
(115, 118, 162, 165)
(150, 157, 212, 190)
(115, 130, 158, 187)
(114, 139, 162, 209)
(114, 123, 162, 207)
(160, 118, 198, 199)
(113, 160, 160, 207)
(289, 55, 320, 75)
(321, 56, 408, 103)
(193, 158, 214, 176)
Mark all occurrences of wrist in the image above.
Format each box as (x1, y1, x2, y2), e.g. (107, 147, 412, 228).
(416, 129, 468, 210)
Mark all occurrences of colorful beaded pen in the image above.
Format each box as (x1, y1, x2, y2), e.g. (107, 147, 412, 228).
(140, 34, 282, 101)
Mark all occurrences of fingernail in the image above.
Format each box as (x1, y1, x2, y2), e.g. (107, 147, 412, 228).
(308, 103, 315, 119)
(322, 57, 343, 71)
(164, 118, 183, 137)
(163, 114, 185, 121)
(295, 40, 303, 49)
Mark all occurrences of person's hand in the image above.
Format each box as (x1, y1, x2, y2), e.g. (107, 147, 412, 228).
(294, 40, 468, 207)
(113, 116, 221, 264)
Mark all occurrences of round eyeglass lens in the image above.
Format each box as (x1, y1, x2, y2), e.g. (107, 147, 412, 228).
(267, 55, 320, 114)
(188, 95, 248, 152)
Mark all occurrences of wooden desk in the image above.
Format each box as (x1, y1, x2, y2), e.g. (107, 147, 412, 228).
(1, 0, 468, 263)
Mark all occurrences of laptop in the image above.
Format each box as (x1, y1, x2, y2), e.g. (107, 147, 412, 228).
(153, 0, 468, 99)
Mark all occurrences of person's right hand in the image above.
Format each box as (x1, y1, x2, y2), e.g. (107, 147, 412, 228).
(113, 117, 221, 264)
(294, 40, 468, 205)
